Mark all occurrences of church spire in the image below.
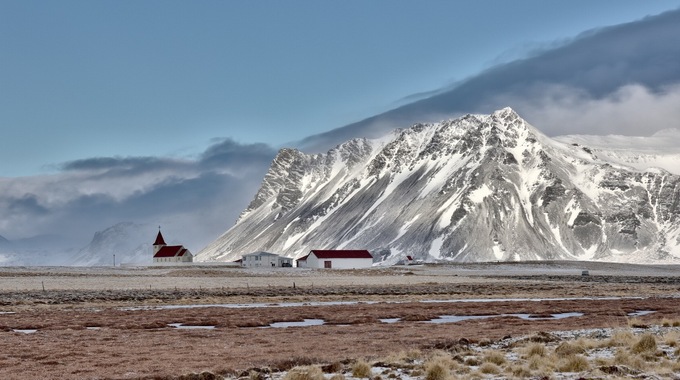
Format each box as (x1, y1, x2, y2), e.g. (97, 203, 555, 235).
(154, 227, 166, 246)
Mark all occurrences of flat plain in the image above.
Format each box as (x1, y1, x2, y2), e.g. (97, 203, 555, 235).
(0, 261, 679, 379)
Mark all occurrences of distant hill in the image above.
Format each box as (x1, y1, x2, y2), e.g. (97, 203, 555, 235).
(70, 222, 152, 266)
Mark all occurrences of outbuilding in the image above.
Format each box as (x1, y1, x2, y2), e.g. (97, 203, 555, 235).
(241, 252, 293, 268)
(297, 250, 373, 269)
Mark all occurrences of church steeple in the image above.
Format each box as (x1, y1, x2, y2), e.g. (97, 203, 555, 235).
(153, 228, 166, 254)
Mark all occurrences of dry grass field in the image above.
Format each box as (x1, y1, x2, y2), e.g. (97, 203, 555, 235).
(0, 261, 679, 379)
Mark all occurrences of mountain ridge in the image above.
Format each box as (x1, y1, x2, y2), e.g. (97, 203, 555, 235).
(197, 108, 680, 264)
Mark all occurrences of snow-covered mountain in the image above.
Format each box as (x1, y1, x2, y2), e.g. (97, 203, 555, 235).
(70, 222, 151, 266)
(197, 108, 680, 264)
(0, 234, 79, 266)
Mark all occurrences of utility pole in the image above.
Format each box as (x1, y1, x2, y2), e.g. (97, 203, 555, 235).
(113, 254, 116, 267)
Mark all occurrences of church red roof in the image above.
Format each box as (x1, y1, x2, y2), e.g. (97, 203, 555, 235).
(310, 250, 373, 259)
(154, 245, 186, 258)
(153, 230, 167, 246)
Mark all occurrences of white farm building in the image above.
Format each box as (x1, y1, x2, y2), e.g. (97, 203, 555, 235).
(241, 252, 293, 268)
(297, 250, 373, 269)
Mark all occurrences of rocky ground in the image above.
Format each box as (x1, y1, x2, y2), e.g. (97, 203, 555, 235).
(0, 262, 679, 379)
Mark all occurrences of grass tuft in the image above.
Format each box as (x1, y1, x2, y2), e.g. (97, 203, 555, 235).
(524, 343, 546, 358)
(606, 330, 635, 347)
(283, 366, 324, 380)
(558, 355, 589, 372)
(555, 341, 586, 357)
(478, 362, 501, 374)
(482, 350, 506, 366)
(510, 364, 531, 378)
(424, 360, 450, 380)
(631, 333, 657, 354)
(351, 360, 372, 378)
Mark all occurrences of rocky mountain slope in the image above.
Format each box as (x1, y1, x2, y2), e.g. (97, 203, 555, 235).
(197, 108, 680, 264)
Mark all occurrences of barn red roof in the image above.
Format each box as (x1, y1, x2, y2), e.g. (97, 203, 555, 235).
(296, 254, 310, 262)
(310, 250, 373, 259)
(154, 245, 185, 258)
(153, 231, 166, 246)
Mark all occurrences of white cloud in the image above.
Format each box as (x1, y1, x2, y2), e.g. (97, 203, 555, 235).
(0, 139, 276, 252)
(506, 83, 680, 137)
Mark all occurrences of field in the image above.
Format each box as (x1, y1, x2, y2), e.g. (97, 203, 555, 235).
(0, 261, 679, 379)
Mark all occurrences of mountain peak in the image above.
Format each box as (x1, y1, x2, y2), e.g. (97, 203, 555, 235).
(198, 109, 680, 264)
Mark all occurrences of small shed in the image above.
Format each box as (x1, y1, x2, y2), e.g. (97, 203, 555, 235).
(297, 250, 373, 269)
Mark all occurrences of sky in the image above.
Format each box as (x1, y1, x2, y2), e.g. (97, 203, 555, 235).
(2, 1, 679, 177)
(1, 1, 680, 259)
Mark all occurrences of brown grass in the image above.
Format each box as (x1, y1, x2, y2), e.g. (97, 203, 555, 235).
(2, 268, 680, 379)
(555, 341, 586, 357)
(606, 330, 635, 347)
(613, 349, 647, 371)
(631, 333, 657, 354)
(424, 359, 450, 380)
(663, 331, 679, 347)
(283, 366, 324, 380)
(557, 355, 589, 372)
(524, 343, 546, 358)
(352, 360, 372, 378)
(628, 317, 649, 328)
(509, 364, 531, 378)
(482, 350, 506, 366)
(478, 362, 501, 374)
(527, 354, 553, 372)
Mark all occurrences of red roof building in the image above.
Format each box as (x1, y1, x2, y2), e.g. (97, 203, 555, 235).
(153, 231, 166, 246)
(297, 249, 373, 269)
(152, 230, 193, 264)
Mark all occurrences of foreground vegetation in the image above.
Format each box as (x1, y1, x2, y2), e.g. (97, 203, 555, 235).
(182, 319, 680, 379)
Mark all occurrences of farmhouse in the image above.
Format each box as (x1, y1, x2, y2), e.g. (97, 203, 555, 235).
(152, 230, 193, 264)
(297, 250, 373, 269)
(241, 252, 293, 268)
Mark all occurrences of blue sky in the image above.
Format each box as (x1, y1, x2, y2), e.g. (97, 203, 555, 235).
(2, 1, 679, 177)
(1, 1, 680, 256)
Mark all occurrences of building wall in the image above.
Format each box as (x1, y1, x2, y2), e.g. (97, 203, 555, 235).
(153, 256, 182, 263)
(306, 255, 373, 269)
(242, 253, 280, 267)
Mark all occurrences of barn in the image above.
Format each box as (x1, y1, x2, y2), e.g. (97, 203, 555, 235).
(297, 250, 373, 269)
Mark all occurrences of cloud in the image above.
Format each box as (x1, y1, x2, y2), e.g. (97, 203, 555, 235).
(500, 83, 680, 137)
(297, 8, 680, 151)
(0, 139, 276, 252)
(61, 156, 175, 172)
(200, 138, 276, 173)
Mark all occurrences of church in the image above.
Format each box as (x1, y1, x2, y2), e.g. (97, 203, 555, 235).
(152, 229, 193, 264)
